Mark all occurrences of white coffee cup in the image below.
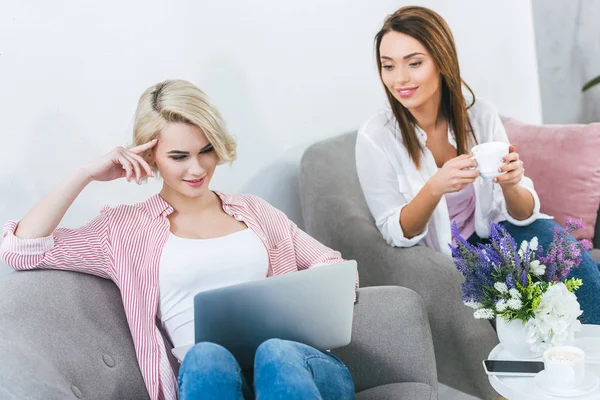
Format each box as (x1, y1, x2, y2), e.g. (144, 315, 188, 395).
(543, 346, 585, 390)
(470, 142, 510, 180)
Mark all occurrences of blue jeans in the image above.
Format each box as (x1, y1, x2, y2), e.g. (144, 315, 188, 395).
(470, 219, 600, 324)
(178, 339, 355, 399)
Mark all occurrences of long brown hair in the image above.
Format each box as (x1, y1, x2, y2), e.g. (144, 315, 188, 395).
(375, 6, 476, 169)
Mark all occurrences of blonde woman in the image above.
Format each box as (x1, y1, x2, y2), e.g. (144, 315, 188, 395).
(1, 80, 355, 400)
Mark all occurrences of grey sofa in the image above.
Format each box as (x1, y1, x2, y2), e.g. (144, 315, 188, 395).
(299, 132, 600, 400)
(0, 269, 438, 400)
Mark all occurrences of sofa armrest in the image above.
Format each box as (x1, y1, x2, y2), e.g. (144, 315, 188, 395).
(333, 286, 437, 395)
(0, 270, 148, 400)
(300, 133, 500, 399)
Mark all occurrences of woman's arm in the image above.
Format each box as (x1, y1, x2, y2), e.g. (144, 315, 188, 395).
(357, 132, 479, 243)
(1, 141, 157, 277)
(14, 168, 93, 239)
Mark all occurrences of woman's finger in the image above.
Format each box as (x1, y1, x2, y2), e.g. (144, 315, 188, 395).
(122, 153, 142, 184)
(125, 150, 154, 178)
(129, 139, 159, 155)
(496, 169, 522, 184)
(458, 169, 480, 179)
(119, 156, 134, 182)
(455, 157, 477, 170)
(500, 159, 523, 173)
(502, 152, 520, 163)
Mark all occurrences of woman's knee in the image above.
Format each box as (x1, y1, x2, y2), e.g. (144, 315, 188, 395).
(503, 218, 559, 232)
(255, 339, 305, 366)
(255, 339, 287, 359)
(181, 342, 238, 373)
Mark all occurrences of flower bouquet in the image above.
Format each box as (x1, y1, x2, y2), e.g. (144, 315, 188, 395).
(450, 217, 591, 357)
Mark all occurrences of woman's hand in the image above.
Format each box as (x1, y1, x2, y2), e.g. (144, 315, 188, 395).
(495, 145, 524, 187)
(81, 139, 158, 184)
(428, 154, 480, 196)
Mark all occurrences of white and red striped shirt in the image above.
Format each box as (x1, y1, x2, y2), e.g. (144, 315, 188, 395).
(1, 192, 350, 400)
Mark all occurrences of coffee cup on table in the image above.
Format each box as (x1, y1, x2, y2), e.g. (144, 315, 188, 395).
(470, 142, 510, 180)
(543, 346, 585, 390)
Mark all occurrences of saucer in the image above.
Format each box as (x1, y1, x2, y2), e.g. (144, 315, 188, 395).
(534, 370, 599, 397)
(575, 337, 600, 363)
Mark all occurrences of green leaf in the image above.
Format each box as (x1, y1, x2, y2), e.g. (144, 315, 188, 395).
(565, 278, 583, 292)
(582, 75, 600, 92)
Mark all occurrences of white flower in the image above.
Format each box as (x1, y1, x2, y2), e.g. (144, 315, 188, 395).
(530, 260, 546, 276)
(463, 300, 483, 309)
(525, 283, 583, 352)
(474, 308, 495, 319)
(494, 282, 509, 294)
(509, 288, 522, 299)
(495, 299, 508, 312)
(530, 237, 539, 251)
(507, 298, 523, 310)
(519, 240, 528, 257)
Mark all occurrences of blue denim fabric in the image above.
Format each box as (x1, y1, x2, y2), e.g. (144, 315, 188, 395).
(178, 339, 355, 400)
(470, 219, 600, 324)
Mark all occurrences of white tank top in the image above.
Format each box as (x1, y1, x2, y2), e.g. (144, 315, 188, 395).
(158, 228, 269, 349)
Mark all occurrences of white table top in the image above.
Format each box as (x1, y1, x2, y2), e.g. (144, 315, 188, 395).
(487, 324, 600, 399)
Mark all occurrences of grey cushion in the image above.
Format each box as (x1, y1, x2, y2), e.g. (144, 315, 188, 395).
(591, 249, 600, 263)
(0, 270, 148, 400)
(333, 286, 437, 395)
(300, 132, 500, 399)
(0, 270, 437, 400)
(356, 383, 436, 400)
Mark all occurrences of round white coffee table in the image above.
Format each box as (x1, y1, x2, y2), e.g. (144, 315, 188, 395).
(487, 324, 600, 400)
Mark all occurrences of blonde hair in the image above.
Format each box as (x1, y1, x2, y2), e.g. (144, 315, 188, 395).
(133, 79, 237, 171)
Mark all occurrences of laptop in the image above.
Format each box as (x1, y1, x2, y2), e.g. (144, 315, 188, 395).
(171, 261, 357, 368)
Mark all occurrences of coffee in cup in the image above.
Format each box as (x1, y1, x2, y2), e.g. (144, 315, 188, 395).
(543, 346, 585, 390)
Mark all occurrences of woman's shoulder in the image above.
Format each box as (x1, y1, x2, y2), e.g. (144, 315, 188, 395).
(467, 97, 501, 124)
(95, 197, 161, 224)
(218, 192, 286, 219)
(358, 108, 397, 139)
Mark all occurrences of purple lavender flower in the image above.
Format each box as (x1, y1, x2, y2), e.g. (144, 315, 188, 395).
(478, 244, 502, 268)
(521, 269, 528, 287)
(461, 275, 484, 303)
(453, 216, 587, 315)
(581, 239, 593, 252)
(453, 258, 472, 277)
(505, 273, 516, 289)
(489, 222, 519, 269)
(545, 262, 557, 282)
(474, 259, 495, 287)
(569, 242, 582, 259)
(565, 217, 583, 232)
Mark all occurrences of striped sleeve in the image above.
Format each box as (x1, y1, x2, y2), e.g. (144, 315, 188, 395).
(0, 209, 114, 280)
(289, 221, 359, 296)
(289, 221, 344, 270)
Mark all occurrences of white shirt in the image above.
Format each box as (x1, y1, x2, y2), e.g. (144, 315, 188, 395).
(355, 98, 551, 257)
(158, 228, 269, 350)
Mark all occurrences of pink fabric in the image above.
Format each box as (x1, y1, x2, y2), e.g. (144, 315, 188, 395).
(0, 192, 350, 400)
(446, 183, 476, 241)
(504, 118, 600, 240)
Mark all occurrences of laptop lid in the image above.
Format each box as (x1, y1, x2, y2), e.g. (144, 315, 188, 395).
(192, 260, 357, 368)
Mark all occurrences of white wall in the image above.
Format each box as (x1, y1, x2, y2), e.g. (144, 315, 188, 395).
(532, 0, 600, 124)
(0, 0, 541, 275)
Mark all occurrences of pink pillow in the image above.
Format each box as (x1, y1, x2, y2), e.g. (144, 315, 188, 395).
(503, 118, 600, 240)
